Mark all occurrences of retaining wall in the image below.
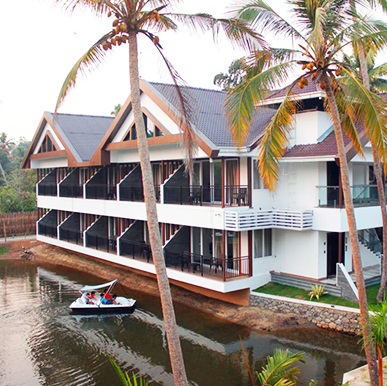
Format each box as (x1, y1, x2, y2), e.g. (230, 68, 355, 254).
(250, 292, 362, 335)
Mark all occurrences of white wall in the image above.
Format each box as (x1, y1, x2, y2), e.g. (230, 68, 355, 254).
(292, 111, 332, 146)
(110, 144, 208, 163)
(31, 156, 68, 169)
(273, 162, 320, 210)
(274, 229, 322, 279)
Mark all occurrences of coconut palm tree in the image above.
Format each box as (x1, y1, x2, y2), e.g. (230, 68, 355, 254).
(226, 1, 387, 384)
(52, 1, 262, 385)
(367, 300, 387, 386)
(344, 46, 387, 302)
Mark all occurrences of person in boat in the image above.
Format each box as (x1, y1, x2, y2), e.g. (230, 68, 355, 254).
(112, 294, 118, 305)
(101, 288, 113, 305)
(87, 291, 96, 304)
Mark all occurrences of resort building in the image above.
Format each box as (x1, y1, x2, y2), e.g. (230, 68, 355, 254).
(23, 80, 382, 304)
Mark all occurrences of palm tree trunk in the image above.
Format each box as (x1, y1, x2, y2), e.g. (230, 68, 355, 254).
(377, 345, 383, 386)
(127, 31, 188, 386)
(324, 74, 379, 386)
(356, 46, 387, 302)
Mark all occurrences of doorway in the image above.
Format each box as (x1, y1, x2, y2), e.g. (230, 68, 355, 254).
(327, 232, 345, 276)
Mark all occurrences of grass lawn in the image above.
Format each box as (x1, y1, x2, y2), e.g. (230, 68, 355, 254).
(254, 282, 382, 309)
(0, 246, 8, 255)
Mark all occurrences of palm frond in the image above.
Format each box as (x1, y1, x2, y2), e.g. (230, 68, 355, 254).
(330, 79, 364, 157)
(55, 32, 112, 112)
(234, 0, 306, 42)
(149, 40, 198, 176)
(225, 59, 296, 147)
(166, 13, 265, 51)
(257, 95, 297, 192)
(257, 349, 305, 386)
(338, 66, 387, 165)
(108, 355, 149, 386)
(53, 0, 117, 16)
(308, 4, 327, 47)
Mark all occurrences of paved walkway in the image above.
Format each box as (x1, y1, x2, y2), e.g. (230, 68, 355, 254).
(0, 235, 36, 243)
(321, 264, 381, 285)
(343, 358, 387, 385)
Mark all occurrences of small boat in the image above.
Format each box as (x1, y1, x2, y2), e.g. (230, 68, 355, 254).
(69, 279, 136, 314)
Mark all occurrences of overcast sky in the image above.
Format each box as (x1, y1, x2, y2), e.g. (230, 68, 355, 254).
(0, 0, 383, 142)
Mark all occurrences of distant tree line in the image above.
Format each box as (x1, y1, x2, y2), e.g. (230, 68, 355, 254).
(0, 134, 36, 214)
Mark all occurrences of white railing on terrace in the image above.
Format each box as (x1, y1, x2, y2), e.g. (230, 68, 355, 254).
(224, 209, 313, 231)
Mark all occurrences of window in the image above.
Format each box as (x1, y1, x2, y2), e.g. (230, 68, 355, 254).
(253, 160, 264, 189)
(38, 134, 57, 153)
(254, 229, 272, 258)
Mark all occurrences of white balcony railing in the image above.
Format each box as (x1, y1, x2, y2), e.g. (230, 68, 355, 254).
(224, 209, 313, 231)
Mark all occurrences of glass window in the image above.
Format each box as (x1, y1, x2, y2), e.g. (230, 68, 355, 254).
(253, 160, 262, 189)
(155, 126, 164, 137)
(254, 229, 272, 258)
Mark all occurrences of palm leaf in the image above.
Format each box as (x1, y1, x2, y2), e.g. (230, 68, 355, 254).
(257, 349, 305, 386)
(166, 13, 265, 51)
(55, 32, 112, 111)
(257, 95, 297, 191)
(338, 66, 387, 165)
(233, 0, 306, 42)
(225, 58, 296, 148)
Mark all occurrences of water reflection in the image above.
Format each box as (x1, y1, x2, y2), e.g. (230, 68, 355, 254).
(0, 260, 364, 386)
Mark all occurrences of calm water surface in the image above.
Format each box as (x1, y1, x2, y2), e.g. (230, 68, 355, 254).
(0, 260, 365, 386)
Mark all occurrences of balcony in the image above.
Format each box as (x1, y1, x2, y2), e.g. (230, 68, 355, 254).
(164, 185, 249, 206)
(37, 170, 57, 196)
(59, 184, 83, 198)
(317, 185, 381, 208)
(120, 240, 250, 281)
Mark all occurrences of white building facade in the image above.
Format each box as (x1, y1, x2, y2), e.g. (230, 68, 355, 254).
(23, 80, 382, 304)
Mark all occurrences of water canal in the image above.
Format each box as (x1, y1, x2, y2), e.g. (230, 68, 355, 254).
(0, 260, 364, 386)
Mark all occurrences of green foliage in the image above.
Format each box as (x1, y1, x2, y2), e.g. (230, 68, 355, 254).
(111, 104, 122, 116)
(368, 299, 387, 354)
(0, 246, 8, 255)
(214, 58, 246, 90)
(308, 285, 327, 301)
(256, 349, 305, 386)
(108, 356, 149, 386)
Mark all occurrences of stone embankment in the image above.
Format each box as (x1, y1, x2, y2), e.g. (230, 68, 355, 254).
(250, 293, 361, 335)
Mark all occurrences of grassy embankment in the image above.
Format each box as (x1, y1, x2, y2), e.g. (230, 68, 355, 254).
(254, 282, 381, 309)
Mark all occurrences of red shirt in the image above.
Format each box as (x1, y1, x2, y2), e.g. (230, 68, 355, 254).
(104, 293, 112, 300)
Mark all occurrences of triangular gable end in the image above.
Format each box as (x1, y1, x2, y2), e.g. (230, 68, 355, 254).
(98, 80, 218, 158)
(22, 113, 76, 169)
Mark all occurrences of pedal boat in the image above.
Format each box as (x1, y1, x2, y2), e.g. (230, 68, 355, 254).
(69, 279, 136, 314)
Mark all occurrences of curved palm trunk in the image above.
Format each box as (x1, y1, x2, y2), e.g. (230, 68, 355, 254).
(324, 75, 379, 386)
(128, 31, 188, 386)
(356, 46, 387, 303)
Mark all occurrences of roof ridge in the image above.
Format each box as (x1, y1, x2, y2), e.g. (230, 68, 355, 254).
(46, 111, 114, 119)
(148, 81, 226, 95)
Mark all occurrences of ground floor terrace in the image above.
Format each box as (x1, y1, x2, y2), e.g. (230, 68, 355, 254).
(36, 208, 383, 302)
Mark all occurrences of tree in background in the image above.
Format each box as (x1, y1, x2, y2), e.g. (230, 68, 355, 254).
(213, 58, 246, 90)
(111, 104, 122, 116)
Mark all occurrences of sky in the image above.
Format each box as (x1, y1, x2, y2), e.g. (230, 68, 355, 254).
(1, 0, 277, 142)
(0, 0, 384, 143)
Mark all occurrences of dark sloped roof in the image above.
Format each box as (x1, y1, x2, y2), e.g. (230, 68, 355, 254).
(46, 112, 114, 162)
(149, 82, 276, 147)
(268, 75, 324, 100)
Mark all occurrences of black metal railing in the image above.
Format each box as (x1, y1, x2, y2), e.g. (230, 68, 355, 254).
(37, 184, 57, 196)
(38, 223, 57, 238)
(86, 184, 117, 200)
(164, 251, 249, 279)
(59, 184, 83, 198)
(86, 234, 117, 253)
(59, 228, 83, 245)
(317, 184, 381, 208)
(164, 185, 248, 206)
(119, 185, 160, 203)
(120, 240, 152, 262)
